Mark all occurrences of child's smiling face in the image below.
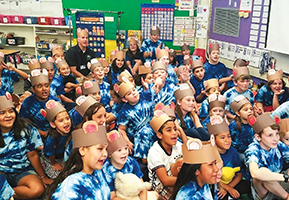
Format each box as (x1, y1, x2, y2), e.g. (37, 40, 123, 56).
(209, 50, 220, 63)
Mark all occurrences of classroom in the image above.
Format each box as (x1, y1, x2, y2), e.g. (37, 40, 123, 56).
(1, 0, 289, 199)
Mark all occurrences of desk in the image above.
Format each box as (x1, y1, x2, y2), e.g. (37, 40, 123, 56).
(1, 49, 20, 68)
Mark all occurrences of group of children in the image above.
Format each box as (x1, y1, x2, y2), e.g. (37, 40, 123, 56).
(1, 25, 289, 200)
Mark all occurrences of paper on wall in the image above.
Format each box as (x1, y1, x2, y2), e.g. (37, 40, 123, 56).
(250, 48, 262, 67)
(196, 21, 208, 39)
(220, 41, 228, 59)
(227, 44, 236, 61)
(197, 6, 209, 21)
(179, 0, 194, 11)
(239, 0, 253, 12)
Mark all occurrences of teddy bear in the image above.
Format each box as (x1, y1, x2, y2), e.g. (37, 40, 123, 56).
(114, 172, 158, 200)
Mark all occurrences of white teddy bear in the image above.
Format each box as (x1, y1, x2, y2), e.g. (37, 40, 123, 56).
(114, 172, 158, 200)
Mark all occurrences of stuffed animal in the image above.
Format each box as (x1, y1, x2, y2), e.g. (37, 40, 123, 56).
(221, 166, 241, 184)
(115, 172, 158, 200)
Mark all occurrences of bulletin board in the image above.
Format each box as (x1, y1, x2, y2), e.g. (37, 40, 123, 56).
(209, 0, 271, 68)
(141, 4, 175, 41)
(75, 12, 105, 58)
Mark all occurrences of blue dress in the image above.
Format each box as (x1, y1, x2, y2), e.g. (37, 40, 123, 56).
(0, 68, 19, 93)
(0, 126, 43, 173)
(229, 121, 254, 153)
(176, 181, 217, 200)
(19, 94, 61, 131)
(102, 157, 143, 191)
(52, 170, 110, 200)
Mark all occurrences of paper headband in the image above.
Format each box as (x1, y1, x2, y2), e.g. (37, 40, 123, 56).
(230, 95, 251, 113)
(150, 26, 160, 35)
(52, 45, 64, 56)
(203, 78, 219, 91)
(248, 113, 278, 134)
(0, 92, 14, 110)
(176, 65, 187, 77)
(207, 116, 229, 136)
(99, 58, 109, 66)
(267, 69, 283, 82)
(113, 50, 124, 61)
(155, 102, 175, 118)
(182, 135, 221, 164)
(107, 130, 128, 156)
(209, 43, 220, 54)
(232, 66, 250, 79)
(208, 94, 226, 111)
(183, 55, 191, 65)
(118, 69, 132, 83)
(192, 59, 204, 70)
(152, 61, 167, 73)
(169, 49, 176, 57)
(150, 110, 172, 133)
(138, 61, 152, 75)
(40, 57, 54, 69)
(280, 118, 289, 134)
(77, 28, 88, 37)
(88, 58, 102, 73)
(55, 58, 68, 70)
(72, 121, 108, 149)
(77, 81, 100, 96)
(181, 43, 190, 51)
(234, 58, 249, 67)
(75, 95, 97, 117)
(175, 83, 195, 101)
(30, 69, 49, 86)
(156, 48, 169, 60)
(40, 100, 66, 122)
(114, 81, 135, 98)
(28, 59, 41, 71)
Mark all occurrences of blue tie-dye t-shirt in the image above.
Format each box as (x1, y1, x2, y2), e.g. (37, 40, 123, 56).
(203, 61, 227, 80)
(99, 81, 111, 112)
(176, 114, 195, 130)
(155, 82, 178, 106)
(141, 39, 163, 62)
(68, 107, 83, 128)
(19, 94, 61, 131)
(229, 121, 254, 153)
(52, 170, 110, 200)
(255, 85, 289, 107)
(50, 75, 65, 96)
(0, 69, 19, 93)
(43, 134, 70, 159)
(0, 174, 14, 199)
(271, 101, 289, 119)
(245, 139, 289, 178)
(0, 125, 43, 173)
(190, 75, 206, 103)
(199, 99, 209, 118)
(166, 64, 178, 85)
(176, 181, 217, 200)
(102, 156, 143, 191)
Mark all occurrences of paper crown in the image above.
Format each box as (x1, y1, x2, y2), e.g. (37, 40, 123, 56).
(118, 69, 132, 83)
(248, 113, 276, 134)
(230, 95, 251, 113)
(176, 65, 187, 77)
(156, 49, 169, 60)
(232, 66, 250, 78)
(138, 61, 152, 75)
(267, 69, 283, 82)
(76, 28, 88, 37)
(128, 38, 138, 45)
(181, 43, 190, 51)
(114, 81, 135, 98)
(203, 78, 219, 91)
(72, 121, 108, 149)
(28, 59, 41, 71)
(169, 49, 176, 57)
(150, 26, 160, 35)
(0, 51, 4, 63)
(182, 135, 221, 164)
(174, 83, 195, 101)
(208, 94, 226, 111)
(150, 110, 172, 133)
(192, 59, 203, 70)
(154, 102, 176, 118)
(79, 81, 100, 95)
(152, 61, 167, 72)
(89, 59, 102, 73)
(40, 100, 66, 122)
(209, 43, 220, 54)
(55, 58, 68, 70)
(100, 59, 109, 66)
(107, 130, 128, 156)
(207, 116, 229, 136)
(0, 92, 14, 110)
(183, 55, 191, 65)
(75, 95, 97, 117)
(234, 58, 248, 67)
(30, 69, 49, 86)
(114, 50, 124, 61)
(52, 45, 64, 56)
(280, 118, 289, 134)
(40, 57, 54, 69)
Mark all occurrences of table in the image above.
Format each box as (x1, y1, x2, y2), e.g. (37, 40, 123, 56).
(1, 49, 20, 68)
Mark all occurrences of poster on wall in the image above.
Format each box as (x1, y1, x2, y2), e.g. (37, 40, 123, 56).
(179, 0, 194, 11)
(141, 4, 174, 41)
(75, 12, 105, 58)
(173, 17, 195, 46)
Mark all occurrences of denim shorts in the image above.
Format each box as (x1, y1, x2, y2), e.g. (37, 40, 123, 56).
(3, 170, 37, 187)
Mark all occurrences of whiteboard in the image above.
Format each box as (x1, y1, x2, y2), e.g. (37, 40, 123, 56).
(266, 0, 289, 55)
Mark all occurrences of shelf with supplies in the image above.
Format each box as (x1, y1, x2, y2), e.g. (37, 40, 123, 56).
(0, 23, 72, 57)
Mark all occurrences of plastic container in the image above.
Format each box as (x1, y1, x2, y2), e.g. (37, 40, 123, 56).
(0, 15, 11, 23)
(6, 37, 25, 45)
(24, 17, 38, 24)
(11, 16, 24, 24)
(50, 17, 65, 26)
(37, 17, 50, 25)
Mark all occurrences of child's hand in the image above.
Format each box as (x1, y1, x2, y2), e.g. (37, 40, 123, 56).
(171, 158, 184, 176)
(217, 187, 227, 199)
(141, 77, 149, 90)
(254, 104, 263, 116)
(1, 61, 14, 71)
(65, 82, 75, 89)
(274, 89, 285, 96)
(41, 176, 53, 188)
(52, 162, 63, 171)
(227, 187, 240, 199)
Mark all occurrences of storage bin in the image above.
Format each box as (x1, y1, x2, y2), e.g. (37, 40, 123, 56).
(0, 15, 11, 23)
(6, 37, 25, 45)
(36, 42, 50, 50)
(50, 17, 65, 26)
(37, 17, 50, 25)
(11, 16, 24, 24)
(24, 17, 38, 24)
